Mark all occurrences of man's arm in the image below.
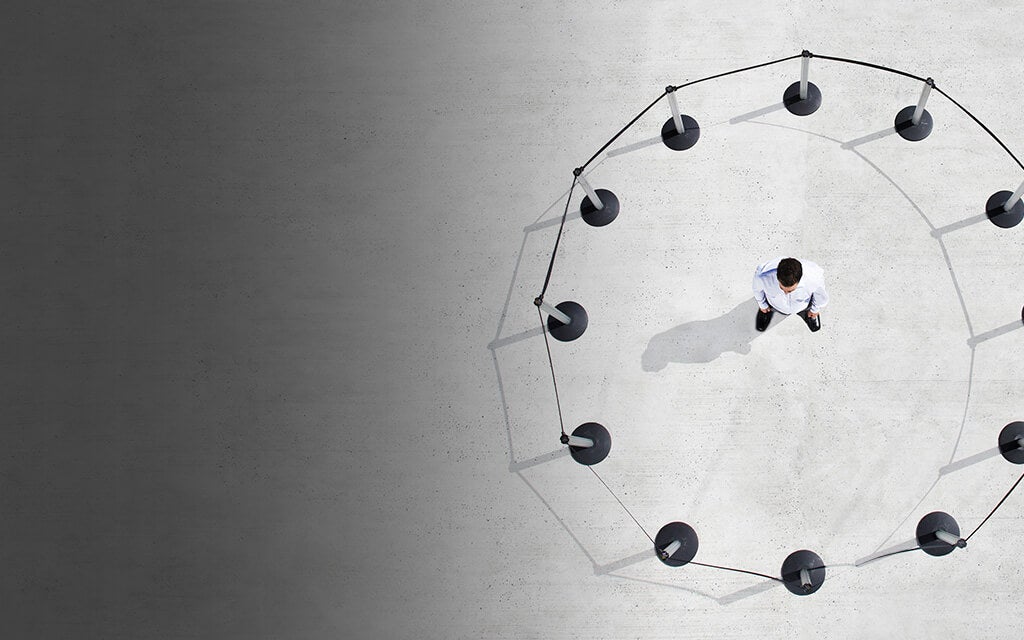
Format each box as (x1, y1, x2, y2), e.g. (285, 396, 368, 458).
(808, 283, 829, 314)
(752, 271, 770, 311)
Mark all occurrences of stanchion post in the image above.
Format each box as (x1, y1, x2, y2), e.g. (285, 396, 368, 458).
(998, 422, 1024, 463)
(654, 522, 699, 566)
(934, 529, 967, 548)
(800, 55, 810, 100)
(667, 89, 684, 135)
(784, 50, 821, 116)
(895, 77, 934, 141)
(986, 178, 1024, 228)
(534, 296, 588, 342)
(916, 511, 964, 556)
(536, 298, 572, 325)
(661, 86, 701, 151)
(574, 167, 620, 227)
(561, 422, 611, 465)
(1002, 179, 1024, 212)
(565, 435, 593, 448)
(575, 172, 604, 210)
(781, 549, 825, 595)
(913, 79, 933, 126)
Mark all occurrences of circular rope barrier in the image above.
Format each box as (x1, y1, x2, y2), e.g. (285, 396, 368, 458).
(532, 50, 1024, 596)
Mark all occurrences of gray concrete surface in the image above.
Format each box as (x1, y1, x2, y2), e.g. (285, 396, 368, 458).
(3, 1, 1024, 638)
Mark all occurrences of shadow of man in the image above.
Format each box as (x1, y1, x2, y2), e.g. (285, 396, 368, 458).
(642, 299, 768, 371)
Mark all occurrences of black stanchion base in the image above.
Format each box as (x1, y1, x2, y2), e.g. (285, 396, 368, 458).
(654, 522, 699, 566)
(985, 191, 1024, 228)
(661, 115, 701, 151)
(568, 422, 611, 465)
(783, 81, 822, 116)
(998, 421, 1024, 464)
(916, 511, 961, 556)
(894, 105, 933, 141)
(580, 189, 619, 227)
(547, 301, 588, 342)
(781, 549, 826, 596)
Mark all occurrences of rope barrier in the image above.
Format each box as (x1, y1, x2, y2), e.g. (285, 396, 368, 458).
(585, 464, 655, 544)
(537, 306, 567, 438)
(689, 561, 784, 583)
(966, 470, 1024, 542)
(531, 49, 1023, 593)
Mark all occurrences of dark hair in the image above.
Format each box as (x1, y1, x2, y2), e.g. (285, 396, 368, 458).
(777, 258, 802, 287)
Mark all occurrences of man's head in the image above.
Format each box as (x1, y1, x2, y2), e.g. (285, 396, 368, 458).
(777, 258, 802, 293)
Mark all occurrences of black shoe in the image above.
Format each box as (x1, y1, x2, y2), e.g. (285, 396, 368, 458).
(798, 309, 821, 332)
(755, 307, 774, 332)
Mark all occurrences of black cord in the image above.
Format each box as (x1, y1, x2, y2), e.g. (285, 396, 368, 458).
(672, 53, 803, 90)
(537, 306, 566, 438)
(689, 560, 784, 583)
(587, 466, 656, 545)
(538, 177, 577, 299)
(811, 53, 927, 82)
(967, 470, 1024, 542)
(856, 546, 923, 567)
(932, 86, 1024, 172)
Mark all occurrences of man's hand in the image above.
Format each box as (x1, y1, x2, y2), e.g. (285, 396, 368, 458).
(760, 307, 771, 314)
(808, 311, 818, 319)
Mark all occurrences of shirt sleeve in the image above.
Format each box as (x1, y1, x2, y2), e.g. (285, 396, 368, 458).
(809, 276, 829, 312)
(752, 267, 769, 309)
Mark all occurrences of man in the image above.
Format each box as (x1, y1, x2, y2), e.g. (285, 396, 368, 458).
(752, 257, 829, 333)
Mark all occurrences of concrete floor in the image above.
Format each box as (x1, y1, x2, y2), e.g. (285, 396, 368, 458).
(3, 1, 1024, 638)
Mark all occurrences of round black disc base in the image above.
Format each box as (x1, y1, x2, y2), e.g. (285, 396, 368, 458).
(568, 422, 611, 465)
(781, 549, 826, 596)
(661, 115, 700, 151)
(998, 421, 1024, 464)
(985, 191, 1024, 228)
(916, 511, 960, 556)
(580, 189, 619, 227)
(895, 105, 933, 141)
(654, 522, 698, 566)
(783, 81, 822, 116)
(547, 301, 588, 342)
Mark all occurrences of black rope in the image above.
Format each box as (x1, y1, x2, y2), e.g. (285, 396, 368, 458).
(810, 53, 927, 82)
(671, 53, 803, 90)
(581, 90, 669, 170)
(966, 470, 1024, 542)
(587, 466, 656, 545)
(932, 86, 1024, 172)
(537, 306, 567, 437)
(538, 178, 577, 299)
(689, 560, 783, 583)
(581, 53, 802, 169)
(856, 546, 923, 567)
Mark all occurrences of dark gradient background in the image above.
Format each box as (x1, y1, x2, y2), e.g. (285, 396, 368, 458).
(1, 2, 411, 637)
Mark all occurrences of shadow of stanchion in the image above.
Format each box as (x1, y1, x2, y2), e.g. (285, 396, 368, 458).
(967, 319, 1024, 347)
(641, 299, 763, 371)
(606, 136, 665, 158)
(939, 446, 1004, 476)
(855, 536, 921, 566)
(840, 126, 900, 148)
(930, 213, 990, 238)
(607, 567, 784, 605)
(508, 448, 570, 473)
(728, 102, 787, 124)
(593, 549, 653, 575)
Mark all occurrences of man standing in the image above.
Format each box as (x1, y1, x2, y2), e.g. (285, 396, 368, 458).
(753, 257, 829, 333)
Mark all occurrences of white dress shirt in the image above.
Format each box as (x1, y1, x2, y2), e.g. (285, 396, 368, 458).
(752, 257, 829, 314)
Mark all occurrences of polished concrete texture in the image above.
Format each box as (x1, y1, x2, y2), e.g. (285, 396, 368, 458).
(3, 1, 1024, 638)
